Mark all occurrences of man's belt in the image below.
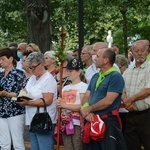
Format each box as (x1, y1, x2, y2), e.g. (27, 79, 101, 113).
(100, 109, 122, 129)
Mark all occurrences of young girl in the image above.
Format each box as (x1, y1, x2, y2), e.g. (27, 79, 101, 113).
(56, 58, 88, 150)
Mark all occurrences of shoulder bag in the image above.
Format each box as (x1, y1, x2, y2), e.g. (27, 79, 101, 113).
(29, 98, 52, 132)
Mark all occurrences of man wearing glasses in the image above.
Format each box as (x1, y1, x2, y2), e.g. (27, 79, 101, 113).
(81, 45, 94, 84)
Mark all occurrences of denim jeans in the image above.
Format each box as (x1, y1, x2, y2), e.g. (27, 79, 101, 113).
(30, 124, 55, 150)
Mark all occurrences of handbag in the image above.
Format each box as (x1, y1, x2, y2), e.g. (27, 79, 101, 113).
(29, 98, 52, 132)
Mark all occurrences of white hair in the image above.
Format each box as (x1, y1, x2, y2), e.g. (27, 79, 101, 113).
(44, 50, 55, 60)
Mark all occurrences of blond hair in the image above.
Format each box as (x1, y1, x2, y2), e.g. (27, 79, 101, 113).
(26, 43, 41, 53)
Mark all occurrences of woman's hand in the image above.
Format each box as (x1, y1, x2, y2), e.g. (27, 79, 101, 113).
(0, 90, 6, 97)
(56, 97, 66, 108)
(16, 98, 29, 106)
(0, 90, 17, 98)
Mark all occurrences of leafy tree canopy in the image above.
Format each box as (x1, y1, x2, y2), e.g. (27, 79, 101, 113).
(0, 0, 26, 48)
(0, 0, 149, 54)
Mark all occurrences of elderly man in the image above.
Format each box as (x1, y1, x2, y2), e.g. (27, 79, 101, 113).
(84, 42, 108, 80)
(91, 42, 108, 58)
(91, 42, 120, 73)
(81, 48, 126, 150)
(81, 45, 94, 84)
(122, 40, 150, 150)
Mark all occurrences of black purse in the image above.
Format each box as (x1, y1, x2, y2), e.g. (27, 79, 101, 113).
(29, 98, 52, 132)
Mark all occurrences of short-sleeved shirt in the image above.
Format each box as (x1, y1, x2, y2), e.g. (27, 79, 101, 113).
(123, 60, 150, 111)
(62, 82, 88, 125)
(84, 63, 99, 84)
(0, 68, 27, 118)
(88, 71, 124, 115)
(85, 63, 120, 85)
(62, 82, 88, 105)
(25, 71, 58, 125)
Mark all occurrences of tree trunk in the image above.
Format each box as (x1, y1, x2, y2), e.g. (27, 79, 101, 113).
(120, 7, 128, 57)
(25, 0, 50, 53)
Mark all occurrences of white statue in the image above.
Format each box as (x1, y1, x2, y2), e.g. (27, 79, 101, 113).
(107, 30, 113, 48)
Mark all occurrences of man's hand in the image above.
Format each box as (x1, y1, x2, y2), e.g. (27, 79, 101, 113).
(126, 104, 138, 111)
(123, 98, 133, 109)
(81, 106, 92, 118)
(85, 113, 94, 122)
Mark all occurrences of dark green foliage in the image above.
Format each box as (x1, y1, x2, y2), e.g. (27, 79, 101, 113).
(0, 0, 27, 48)
(0, 0, 149, 53)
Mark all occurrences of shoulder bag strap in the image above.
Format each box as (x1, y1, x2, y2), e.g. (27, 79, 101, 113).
(40, 98, 47, 113)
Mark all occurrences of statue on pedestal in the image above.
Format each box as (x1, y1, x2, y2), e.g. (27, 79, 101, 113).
(107, 30, 113, 48)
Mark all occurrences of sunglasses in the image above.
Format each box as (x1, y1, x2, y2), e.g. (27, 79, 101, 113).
(28, 63, 41, 71)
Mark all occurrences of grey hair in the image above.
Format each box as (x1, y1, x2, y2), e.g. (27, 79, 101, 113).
(82, 45, 93, 53)
(93, 42, 108, 50)
(44, 50, 55, 60)
(64, 52, 73, 62)
(25, 52, 45, 65)
(115, 54, 128, 67)
(132, 40, 149, 52)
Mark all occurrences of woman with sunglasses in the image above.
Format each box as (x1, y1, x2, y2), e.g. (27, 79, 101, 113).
(26, 43, 41, 53)
(17, 52, 57, 150)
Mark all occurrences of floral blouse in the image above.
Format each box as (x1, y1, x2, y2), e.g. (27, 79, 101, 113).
(0, 68, 27, 118)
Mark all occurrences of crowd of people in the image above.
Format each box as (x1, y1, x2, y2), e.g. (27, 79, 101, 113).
(0, 39, 150, 150)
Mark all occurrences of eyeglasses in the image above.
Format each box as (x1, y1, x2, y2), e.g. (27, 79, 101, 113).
(81, 52, 90, 55)
(28, 63, 41, 71)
